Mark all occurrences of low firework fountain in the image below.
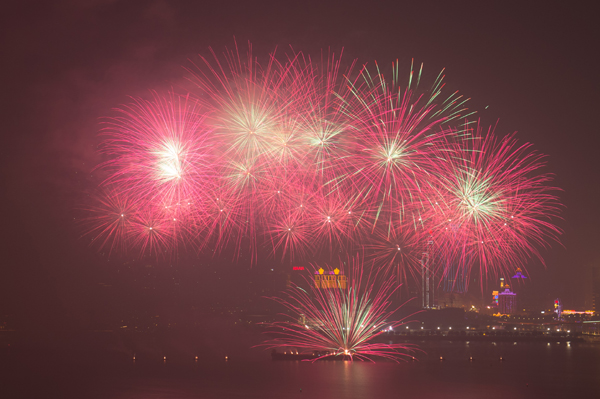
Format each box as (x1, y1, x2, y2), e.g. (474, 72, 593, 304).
(261, 257, 420, 362)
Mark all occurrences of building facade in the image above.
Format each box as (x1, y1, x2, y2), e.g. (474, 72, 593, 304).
(498, 288, 517, 315)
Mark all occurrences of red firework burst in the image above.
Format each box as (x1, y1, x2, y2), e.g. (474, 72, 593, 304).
(85, 43, 561, 291)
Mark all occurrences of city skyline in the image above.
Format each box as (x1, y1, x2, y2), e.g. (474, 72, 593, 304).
(1, 1, 598, 330)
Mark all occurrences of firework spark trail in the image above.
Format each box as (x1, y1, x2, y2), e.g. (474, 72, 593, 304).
(341, 60, 472, 231)
(81, 188, 136, 255)
(291, 50, 356, 187)
(261, 256, 420, 361)
(367, 222, 422, 281)
(85, 43, 561, 289)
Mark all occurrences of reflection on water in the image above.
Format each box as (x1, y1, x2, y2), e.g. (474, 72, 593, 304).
(1, 341, 599, 398)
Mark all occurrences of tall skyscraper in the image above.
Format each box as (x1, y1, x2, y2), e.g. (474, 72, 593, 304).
(442, 256, 467, 294)
(593, 267, 600, 315)
(421, 233, 435, 308)
(441, 225, 467, 294)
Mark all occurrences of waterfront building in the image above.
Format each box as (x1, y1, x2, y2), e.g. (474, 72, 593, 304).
(554, 298, 563, 319)
(498, 288, 517, 315)
(492, 290, 499, 307)
(314, 268, 347, 289)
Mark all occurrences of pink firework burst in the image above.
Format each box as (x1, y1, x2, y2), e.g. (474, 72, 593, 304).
(95, 91, 216, 254)
(100, 92, 215, 206)
(429, 124, 562, 285)
(86, 43, 562, 288)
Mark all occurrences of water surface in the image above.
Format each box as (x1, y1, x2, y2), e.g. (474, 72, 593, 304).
(2, 340, 598, 398)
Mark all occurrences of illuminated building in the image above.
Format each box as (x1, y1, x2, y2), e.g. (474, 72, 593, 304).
(498, 288, 517, 315)
(562, 309, 595, 322)
(509, 268, 527, 306)
(441, 252, 467, 294)
(554, 298, 563, 319)
(512, 268, 528, 279)
(289, 265, 309, 290)
(442, 263, 466, 294)
(491, 277, 509, 309)
(562, 310, 594, 315)
(314, 268, 347, 289)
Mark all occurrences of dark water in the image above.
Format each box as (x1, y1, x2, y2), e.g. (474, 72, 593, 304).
(2, 340, 599, 398)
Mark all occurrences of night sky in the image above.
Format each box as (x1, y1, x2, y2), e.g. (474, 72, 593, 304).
(1, 0, 598, 329)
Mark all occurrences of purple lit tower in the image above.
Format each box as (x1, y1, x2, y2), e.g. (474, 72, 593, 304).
(512, 268, 528, 280)
(510, 267, 528, 306)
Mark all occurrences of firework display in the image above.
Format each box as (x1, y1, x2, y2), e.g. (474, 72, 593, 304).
(85, 43, 561, 287)
(261, 257, 420, 361)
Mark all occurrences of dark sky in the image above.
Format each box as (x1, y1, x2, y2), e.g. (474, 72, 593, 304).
(1, 0, 598, 327)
